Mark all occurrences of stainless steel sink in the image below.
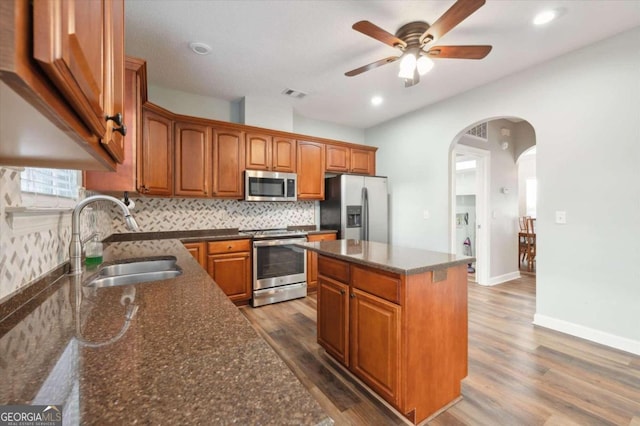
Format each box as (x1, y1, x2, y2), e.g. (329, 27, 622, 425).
(85, 256, 182, 288)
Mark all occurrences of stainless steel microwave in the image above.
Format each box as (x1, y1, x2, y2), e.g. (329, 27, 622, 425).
(244, 170, 297, 201)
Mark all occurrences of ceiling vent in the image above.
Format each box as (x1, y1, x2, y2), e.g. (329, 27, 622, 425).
(466, 122, 488, 141)
(281, 88, 307, 99)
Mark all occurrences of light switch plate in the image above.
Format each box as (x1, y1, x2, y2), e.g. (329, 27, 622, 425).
(555, 211, 567, 224)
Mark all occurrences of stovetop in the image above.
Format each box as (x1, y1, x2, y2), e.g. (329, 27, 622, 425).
(243, 229, 308, 239)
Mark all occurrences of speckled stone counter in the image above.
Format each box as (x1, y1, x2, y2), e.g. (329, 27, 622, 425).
(299, 239, 473, 275)
(0, 239, 330, 425)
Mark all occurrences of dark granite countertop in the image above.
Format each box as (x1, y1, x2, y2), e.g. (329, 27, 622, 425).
(103, 227, 337, 243)
(298, 239, 474, 275)
(0, 239, 330, 425)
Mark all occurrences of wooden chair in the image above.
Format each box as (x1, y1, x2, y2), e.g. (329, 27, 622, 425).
(525, 218, 536, 271)
(518, 216, 530, 266)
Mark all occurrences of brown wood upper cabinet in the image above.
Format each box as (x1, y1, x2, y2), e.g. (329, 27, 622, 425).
(140, 105, 173, 196)
(326, 144, 375, 175)
(33, 0, 126, 163)
(297, 140, 325, 200)
(175, 121, 210, 197)
(85, 57, 147, 193)
(212, 127, 245, 198)
(246, 133, 296, 172)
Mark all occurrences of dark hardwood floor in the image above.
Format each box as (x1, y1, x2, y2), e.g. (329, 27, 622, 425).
(240, 275, 640, 425)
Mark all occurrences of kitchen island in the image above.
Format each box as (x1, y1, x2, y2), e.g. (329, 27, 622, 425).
(0, 239, 330, 425)
(299, 239, 473, 425)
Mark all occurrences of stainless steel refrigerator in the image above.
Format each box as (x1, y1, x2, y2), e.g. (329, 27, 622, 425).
(320, 175, 388, 243)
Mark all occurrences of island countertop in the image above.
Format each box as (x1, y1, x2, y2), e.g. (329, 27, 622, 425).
(299, 239, 474, 275)
(0, 239, 330, 425)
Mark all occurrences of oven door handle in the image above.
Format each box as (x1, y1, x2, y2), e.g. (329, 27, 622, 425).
(252, 238, 308, 247)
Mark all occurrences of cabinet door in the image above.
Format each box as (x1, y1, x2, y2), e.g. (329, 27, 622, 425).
(297, 140, 325, 200)
(325, 144, 350, 173)
(272, 137, 296, 172)
(317, 277, 349, 365)
(140, 107, 173, 195)
(101, 0, 126, 163)
(350, 148, 375, 175)
(207, 253, 251, 303)
(350, 288, 401, 406)
(306, 233, 337, 292)
(84, 57, 145, 192)
(183, 242, 206, 268)
(212, 127, 244, 198)
(33, 0, 107, 141)
(175, 121, 210, 197)
(245, 133, 271, 170)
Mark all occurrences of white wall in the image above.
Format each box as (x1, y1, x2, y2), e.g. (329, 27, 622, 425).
(366, 27, 640, 353)
(293, 113, 365, 144)
(147, 85, 365, 144)
(148, 84, 233, 121)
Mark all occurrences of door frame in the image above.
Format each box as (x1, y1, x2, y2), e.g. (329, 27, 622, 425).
(450, 144, 490, 285)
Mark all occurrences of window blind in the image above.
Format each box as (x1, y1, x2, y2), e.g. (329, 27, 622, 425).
(20, 168, 79, 201)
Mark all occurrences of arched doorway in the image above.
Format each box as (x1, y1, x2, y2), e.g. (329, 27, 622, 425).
(450, 117, 536, 285)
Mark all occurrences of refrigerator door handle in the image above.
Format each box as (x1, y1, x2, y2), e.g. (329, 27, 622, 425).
(362, 187, 369, 241)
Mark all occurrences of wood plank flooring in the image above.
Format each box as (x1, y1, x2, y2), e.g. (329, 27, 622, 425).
(240, 275, 640, 425)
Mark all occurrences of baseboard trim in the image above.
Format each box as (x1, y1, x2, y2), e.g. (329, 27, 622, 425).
(480, 271, 521, 286)
(533, 314, 640, 356)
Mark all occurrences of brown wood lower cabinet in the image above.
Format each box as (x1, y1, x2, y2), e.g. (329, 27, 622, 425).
(183, 239, 252, 305)
(316, 254, 468, 424)
(206, 240, 252, 305)
(183, 242, 206, 268)
(306, 233, 337, 292)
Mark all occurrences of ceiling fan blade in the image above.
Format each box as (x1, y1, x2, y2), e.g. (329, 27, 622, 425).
(345, 56, 400, 77)
(353, 21, 407, 49)
(420, 0, 486, 45)
(426, 45, 492, 59)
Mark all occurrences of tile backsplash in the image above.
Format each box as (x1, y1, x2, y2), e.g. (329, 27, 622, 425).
(105, 197, 315, 233)
(1, 166, 316, 301)
(0, 168, 112, 301)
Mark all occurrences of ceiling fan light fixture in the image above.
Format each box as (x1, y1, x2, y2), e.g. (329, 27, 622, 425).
(416, 56, 434, 75)
(398, 53, 417, 79)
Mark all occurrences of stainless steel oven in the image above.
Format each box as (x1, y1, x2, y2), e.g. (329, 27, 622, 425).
(252, 231, 307, 307)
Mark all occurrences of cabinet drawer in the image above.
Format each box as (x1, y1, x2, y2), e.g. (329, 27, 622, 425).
(207, 239, 251, 254)
(351, 265, 401, 304)
(307, 233, 337, 242)
(318, 256, 349, 283)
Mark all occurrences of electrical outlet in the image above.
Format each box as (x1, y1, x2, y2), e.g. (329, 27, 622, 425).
(555, 211, 567, 224)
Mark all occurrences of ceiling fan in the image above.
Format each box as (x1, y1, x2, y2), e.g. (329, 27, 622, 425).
(345, 0, 492, 87)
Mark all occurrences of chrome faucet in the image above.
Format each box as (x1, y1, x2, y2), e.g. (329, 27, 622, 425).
(69, 194, 139, 274)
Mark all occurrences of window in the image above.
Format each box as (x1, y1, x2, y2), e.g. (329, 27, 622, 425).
(526, 178, 537, 218)
(20, 167, 80, 208)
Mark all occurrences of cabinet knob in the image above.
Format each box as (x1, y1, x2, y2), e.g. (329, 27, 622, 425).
(340, 289, 345, 295)
(105, 112, 123, 126)
(350, 293, 355, 298)
(113, 124, 127, 136)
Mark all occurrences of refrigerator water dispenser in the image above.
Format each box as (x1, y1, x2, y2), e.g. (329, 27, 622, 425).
(346, 205, 362, 228)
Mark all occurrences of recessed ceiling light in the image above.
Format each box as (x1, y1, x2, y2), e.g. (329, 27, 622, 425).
(189, 42, 212, 55)
(371, 96, 383, 106)
(533, 10, 557, 26)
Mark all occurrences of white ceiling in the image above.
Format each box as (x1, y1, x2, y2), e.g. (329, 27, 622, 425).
(125, 1, 640, 129)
